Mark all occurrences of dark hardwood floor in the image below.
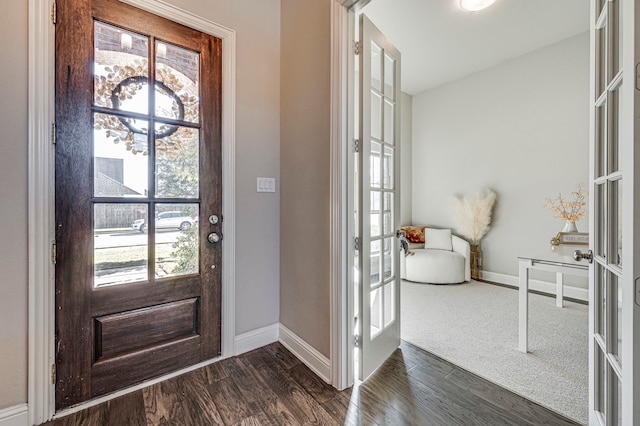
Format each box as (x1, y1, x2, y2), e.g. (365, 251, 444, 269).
(42, 341, 580, 425)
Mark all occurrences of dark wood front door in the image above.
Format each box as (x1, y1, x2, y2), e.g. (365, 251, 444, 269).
(55, 0, 222, 409)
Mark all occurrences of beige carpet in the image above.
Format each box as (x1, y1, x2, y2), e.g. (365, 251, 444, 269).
(401, 279, 588, 424)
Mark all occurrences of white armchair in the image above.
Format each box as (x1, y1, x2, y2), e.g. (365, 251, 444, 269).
(400, 227, 470, 284)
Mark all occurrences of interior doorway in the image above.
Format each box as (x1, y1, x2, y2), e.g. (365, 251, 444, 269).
(344, 1, 588, 422)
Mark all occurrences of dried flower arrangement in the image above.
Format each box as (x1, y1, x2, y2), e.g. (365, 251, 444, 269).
(453, 189, 497, 245)
(544, 187, 587, 222)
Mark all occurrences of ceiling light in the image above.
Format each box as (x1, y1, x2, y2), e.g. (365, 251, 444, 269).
(459, 0, 497, 12)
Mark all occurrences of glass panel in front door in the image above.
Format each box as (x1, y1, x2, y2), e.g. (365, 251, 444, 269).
(155, 203, 199, 278)
(94, 203, 148, 286)
(94, 22, 149, 113)
(155, 126, 199, 199)
(92, 21, 201, 287)
(155, 41, 200, 124)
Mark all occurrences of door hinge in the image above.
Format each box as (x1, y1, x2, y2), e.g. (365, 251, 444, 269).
(51, 1, 57, 25)
(354, 41, 362, 55)
(51, 240, 57, 265)
(354, 334, 360, 348)
(354, 139, 360, 153)
(354, 237, 360, 251)
(51, 364, 56, 384)
(51, 122, 56, 145)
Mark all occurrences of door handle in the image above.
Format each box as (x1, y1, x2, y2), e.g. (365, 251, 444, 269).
(573, 249, 593, 264)
(208, 232, 222, 244)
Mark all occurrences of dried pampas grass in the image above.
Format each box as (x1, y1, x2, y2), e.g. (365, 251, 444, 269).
(453, 189, 497, 244)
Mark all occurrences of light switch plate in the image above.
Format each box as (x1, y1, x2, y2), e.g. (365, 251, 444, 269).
(257, 177, 276, 193)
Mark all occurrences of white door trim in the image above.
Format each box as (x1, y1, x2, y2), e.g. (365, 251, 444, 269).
(329, 0, 351, 391)
(329, 0, 371, 391)
(28, 0, 56, 422)
(27, 0, 236, 423)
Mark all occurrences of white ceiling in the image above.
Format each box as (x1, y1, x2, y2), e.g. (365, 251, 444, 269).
(361, 0, 590, 95)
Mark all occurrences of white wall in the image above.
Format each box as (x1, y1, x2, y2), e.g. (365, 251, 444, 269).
(412, 32, 589, 284)
(400, 92, 412, 226)
(279, 4, 411, 359)
(0, 0, 281, 411)
(0, 0, 28, 409)
(280, 0, 332, 358)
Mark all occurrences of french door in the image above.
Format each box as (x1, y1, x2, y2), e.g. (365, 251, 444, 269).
(357, 14, 402, 380)
(55, 0, 222, 409)
(586, 0, 640, 423)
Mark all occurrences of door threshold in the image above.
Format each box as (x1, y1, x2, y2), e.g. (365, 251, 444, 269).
(52, 355, 225, 420)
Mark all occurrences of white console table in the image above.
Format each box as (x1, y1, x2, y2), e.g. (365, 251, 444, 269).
(518, 251, 589, 353)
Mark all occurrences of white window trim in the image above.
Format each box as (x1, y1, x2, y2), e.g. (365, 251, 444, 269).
(27, 0, 236, 423)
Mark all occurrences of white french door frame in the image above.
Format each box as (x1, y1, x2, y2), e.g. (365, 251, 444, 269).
(588, 0, 640, 424)
(620, 4, 640, 424)
(27, 0, 237, 423)
(357, 13, 402, 380)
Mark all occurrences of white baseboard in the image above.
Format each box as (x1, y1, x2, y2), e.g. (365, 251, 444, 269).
(235, 323, 332, 384)
(278, 324, 331, 384)
(481, 270, 589, 302)
(234, 323, 280, 356)
(0, 405, 28, 426)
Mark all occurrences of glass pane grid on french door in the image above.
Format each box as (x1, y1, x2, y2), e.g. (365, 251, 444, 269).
(592, 0, 624, 423)
(92, 20, 202, 287)
(367, 35, 398, 343)
(358, 13, 402, 381)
